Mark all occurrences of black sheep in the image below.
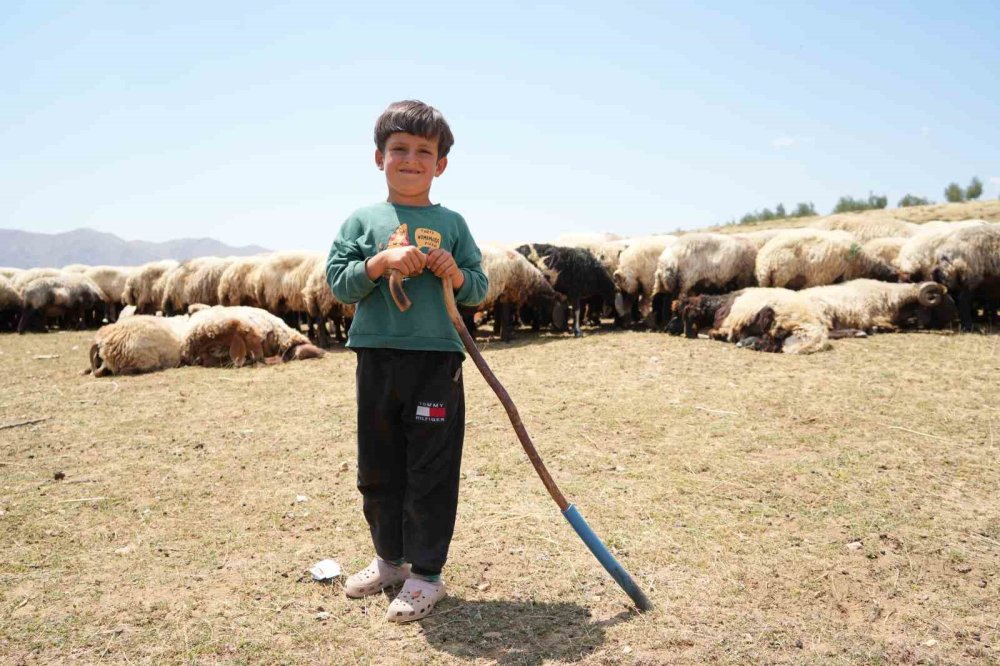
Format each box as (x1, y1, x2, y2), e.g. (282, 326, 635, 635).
(515, 243, 616, 336)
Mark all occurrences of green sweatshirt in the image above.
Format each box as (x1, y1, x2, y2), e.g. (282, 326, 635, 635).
(325, 202, 488, 355)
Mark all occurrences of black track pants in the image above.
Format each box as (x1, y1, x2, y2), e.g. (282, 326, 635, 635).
(354, 348, 465, 576)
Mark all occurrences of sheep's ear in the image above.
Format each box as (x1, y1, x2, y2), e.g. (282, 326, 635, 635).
(229, 335, 248, 368)
(246, 333, 264, 363)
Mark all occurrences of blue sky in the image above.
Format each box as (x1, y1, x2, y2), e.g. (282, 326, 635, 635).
(2, 1, 998, 252)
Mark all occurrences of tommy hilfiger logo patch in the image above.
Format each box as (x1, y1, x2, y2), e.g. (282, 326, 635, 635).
(416, 402, 446, 422)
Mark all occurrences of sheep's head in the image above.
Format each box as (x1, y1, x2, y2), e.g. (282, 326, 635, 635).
(89, 342, 111, 377)
(612, 268, 635, 295)
(930, 255, 963, 289)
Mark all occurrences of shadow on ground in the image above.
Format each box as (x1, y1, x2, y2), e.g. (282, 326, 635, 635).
(420, 598, 636, 665)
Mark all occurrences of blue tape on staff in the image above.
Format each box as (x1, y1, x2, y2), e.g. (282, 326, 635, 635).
(562, 504, 653, 611)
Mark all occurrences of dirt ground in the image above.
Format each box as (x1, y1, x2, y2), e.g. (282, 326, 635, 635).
(1, 325, 997, 665)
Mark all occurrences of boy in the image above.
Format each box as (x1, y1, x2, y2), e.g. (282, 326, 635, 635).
(325, 100, 488, 622)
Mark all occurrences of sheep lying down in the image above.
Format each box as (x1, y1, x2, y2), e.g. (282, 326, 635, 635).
(87, 306, 324, 377)
(671, 280, 956, 355)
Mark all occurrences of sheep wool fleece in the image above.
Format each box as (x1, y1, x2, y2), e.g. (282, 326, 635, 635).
(325, 202, 488, 355)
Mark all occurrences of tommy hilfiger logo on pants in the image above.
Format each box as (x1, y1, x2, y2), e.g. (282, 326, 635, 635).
(416, 402, 446, 422)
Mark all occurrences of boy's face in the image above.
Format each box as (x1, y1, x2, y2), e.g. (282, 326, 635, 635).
(375, 132, 447, 205)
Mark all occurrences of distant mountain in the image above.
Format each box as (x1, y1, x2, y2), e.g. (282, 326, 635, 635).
(0, 228, 270, 269)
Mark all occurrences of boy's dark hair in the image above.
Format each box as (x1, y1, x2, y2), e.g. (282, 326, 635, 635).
(374, 100, 455, 159)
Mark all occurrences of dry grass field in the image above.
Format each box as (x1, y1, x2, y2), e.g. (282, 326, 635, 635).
(1, 323, 997, 665)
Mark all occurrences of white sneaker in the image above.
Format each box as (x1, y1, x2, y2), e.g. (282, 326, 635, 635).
(385, 577, 447, 623)
(343, 557, 410, 598)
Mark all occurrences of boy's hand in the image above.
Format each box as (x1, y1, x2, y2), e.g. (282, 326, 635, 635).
(367, 246, 426, 279)
(426, 249, 465, 289)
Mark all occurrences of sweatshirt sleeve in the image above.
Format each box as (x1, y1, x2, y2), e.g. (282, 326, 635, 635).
(326, 216, 378, 305)
(451, 214, 488, 307)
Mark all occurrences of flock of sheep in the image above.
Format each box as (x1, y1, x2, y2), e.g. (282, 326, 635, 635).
(0, 213, 996, 376)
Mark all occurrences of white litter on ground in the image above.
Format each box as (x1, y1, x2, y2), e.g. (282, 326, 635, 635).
(309, 559, 342, 581)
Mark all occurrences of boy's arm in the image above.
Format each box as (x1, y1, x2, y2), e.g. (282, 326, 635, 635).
(325, 217, 378, 305)
(450, 215, 488, 307)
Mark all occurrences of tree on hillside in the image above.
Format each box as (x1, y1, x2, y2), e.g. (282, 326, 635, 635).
(832, 193, 888, 214)
(792, 202, 817, 217)
(966, 177, 983, 200)
(898, 194, 931, 207)
(944, 182, 965, 203)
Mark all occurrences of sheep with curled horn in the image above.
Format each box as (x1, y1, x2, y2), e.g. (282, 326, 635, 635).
(611, 234, 677, 327)
(86, 314, 190, 377)
(801, 280, 957, 333)
(18, 272, 105, 333)
(477, 244, 559, 341)
(122, 259, 179, 315)
(755, 228, 899, 290)
(929, 224, 1000, 330)
(217, 255, 267, 307)
(653, 233, 757, 331)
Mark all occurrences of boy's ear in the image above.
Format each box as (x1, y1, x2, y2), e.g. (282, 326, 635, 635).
(434, 156, 448, 177)
(375, 149, 385, 171)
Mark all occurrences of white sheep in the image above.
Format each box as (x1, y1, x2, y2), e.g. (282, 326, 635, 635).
(801, 279, 956, 332)
(861, 237, 906, 268)
(88, 314, 190, 377)
(122, 259, 179, 315)
(897, 220, 990, 282)
(160, 257, 233, 316)
(479, 244, 559, 340)
(930, 224, 1000, 330)
(83, 265, 134, 322)
(652, 233, 757, 304)
(303, 257, 355, 345)
(12, 267, 61, 292)
(181, 305, 325, 367)
(612, 235, 677, 322)
(811, 216, 918, 241)
(676, 288, 831, 354)
(731, 228, 781, 250)
(755, 228, 898, 289)
(251, 250, 316, 316)
(218, 255, 268, 307)
(594, 238, 631, 278)
(19, 272, 106, 333)
(0, 275, 23, 331)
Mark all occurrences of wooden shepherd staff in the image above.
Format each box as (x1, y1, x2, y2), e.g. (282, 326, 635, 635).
(387, 268, 653, 612)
